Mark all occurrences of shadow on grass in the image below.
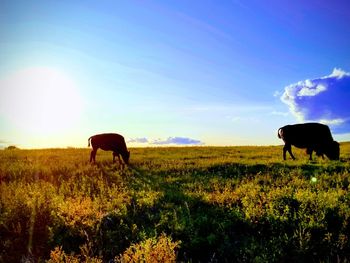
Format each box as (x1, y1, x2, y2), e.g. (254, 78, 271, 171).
(97, 161, 350, 262)
(172, 161, 349, 180)
(45, 158, 348, 262)
(99, 165, 252, 261)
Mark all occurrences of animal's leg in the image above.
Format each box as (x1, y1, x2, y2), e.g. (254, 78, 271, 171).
(119, 155, 125, 169)
(117, 154, 122, 165)
(113, 152, 122, 164)
(283, 144, 295, 160)
(90, 149, 97, 163)
(315, 149, 324, 159)
(306, 148, 313, 161)
(113, 153, 124, 168)
(309, 150, 313, 161)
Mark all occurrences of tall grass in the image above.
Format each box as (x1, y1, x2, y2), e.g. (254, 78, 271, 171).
(0, 143, 350, 262)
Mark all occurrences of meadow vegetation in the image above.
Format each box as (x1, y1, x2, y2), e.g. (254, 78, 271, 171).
(1, 143, 350, 262)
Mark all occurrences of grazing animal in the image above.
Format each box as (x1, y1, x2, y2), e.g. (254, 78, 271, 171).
(88, 133, 130, 165)
(278, 123, 339, 160)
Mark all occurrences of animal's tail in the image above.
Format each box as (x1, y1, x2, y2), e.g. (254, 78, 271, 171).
(88, 137, 92, 147)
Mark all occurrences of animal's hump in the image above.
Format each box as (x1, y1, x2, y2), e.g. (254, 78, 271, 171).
(96, 133, 124, 138)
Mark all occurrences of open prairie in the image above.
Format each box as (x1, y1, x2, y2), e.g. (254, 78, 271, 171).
(1, 143, 350, 262)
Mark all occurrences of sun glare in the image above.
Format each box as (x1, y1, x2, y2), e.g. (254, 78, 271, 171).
(0, 67, 83, 135)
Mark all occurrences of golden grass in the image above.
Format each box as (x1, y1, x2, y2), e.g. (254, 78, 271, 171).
(1, 143, 350, 262)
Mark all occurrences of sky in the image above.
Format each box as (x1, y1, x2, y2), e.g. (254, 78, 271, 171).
(1, 0, 350, 148)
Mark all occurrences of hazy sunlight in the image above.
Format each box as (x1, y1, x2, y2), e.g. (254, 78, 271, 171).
(0, 67, 83, 135)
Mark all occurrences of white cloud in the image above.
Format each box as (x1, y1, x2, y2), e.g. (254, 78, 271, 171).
(127, 137, 149, 143)
(153, 137, 204, 145)
(127, 136, 205, 146)
(280, 68, 350, 133)
(297, 84, 326, 96)
(319, 118, 345, 126)
(328, 68, 350, 79)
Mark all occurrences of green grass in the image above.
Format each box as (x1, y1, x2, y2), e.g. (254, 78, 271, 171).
(1, 143, 350, 262)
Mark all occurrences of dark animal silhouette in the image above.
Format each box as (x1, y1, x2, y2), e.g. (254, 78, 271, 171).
(88, 133, 130, 165)
(278, 123, 339, 160)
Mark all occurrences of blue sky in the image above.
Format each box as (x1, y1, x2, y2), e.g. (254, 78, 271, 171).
(1, 0, 350, 148)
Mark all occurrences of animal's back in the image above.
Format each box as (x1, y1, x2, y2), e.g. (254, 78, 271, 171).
(90, 133, 126, 151)
(279, 123, 333, 148)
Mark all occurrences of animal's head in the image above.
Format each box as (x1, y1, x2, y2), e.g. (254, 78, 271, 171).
(122, 150, 130, 164)
(324, 141, 340, 160)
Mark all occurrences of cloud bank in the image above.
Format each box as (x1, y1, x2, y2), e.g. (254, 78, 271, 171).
(153, 137, 204, 145)
(128, 137, 204, 146)
(281, 68, 350, 133)
(127, 137, 149, 143)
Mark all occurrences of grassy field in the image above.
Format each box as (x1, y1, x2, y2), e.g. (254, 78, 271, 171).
(1, 143, 350, 262)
